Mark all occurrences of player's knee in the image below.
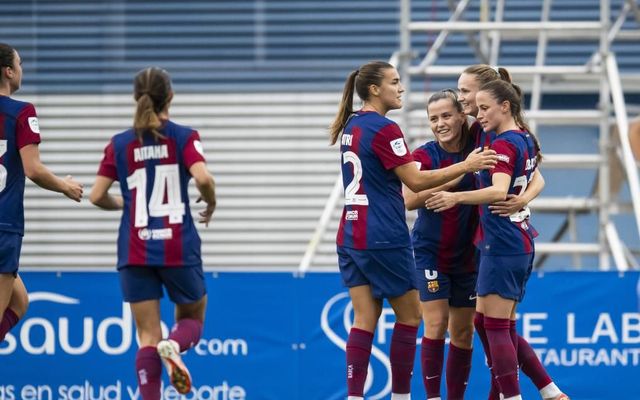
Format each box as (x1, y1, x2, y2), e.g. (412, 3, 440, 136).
(423, 316, 448, 338)
(10, 287, 29, 318)
(450, 323, 474, 348)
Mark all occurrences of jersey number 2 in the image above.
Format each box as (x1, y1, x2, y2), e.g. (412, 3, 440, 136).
(343, 151, 369, 206)
(126, 164, 185, 227)
(0, 140, 7, 193)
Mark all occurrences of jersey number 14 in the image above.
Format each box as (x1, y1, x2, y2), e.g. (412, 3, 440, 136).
(127, 164, 185, 228)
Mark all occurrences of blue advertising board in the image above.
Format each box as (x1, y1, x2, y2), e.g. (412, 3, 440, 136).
(0, 271, 638, 400)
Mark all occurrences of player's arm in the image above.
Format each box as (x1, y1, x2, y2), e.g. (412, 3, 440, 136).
(395, 147, 497, 193)
(403, 175, 463, 210)
(189, 161, 216, 227)
(425, 172, 510, 213)
(89, 176, 123, 210)
(19, 144, 83, 202)
(488, 169, 545, 216)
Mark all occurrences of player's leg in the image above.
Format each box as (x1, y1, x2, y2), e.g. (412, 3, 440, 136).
(120, 266, 164, 400)
(414, 263, 451, 400)
(388, 289, 421, 400)
(447, 306, 475, 400)
(338, 246, 382, 400)
(347, 284, 382, 400)
(482, 294, 520, 400)
(170, 296, 206, 352)
(445, 272, 476, 400)
(0, 233, 26, 342)
(375, 247, 420, 400)
(419, 298, 448, 400)
(130, 299, 163, 400)
(158, 265, 207, 395)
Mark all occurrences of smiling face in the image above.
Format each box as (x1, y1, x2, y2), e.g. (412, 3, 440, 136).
(427, 98, 466, 152)
(369, 67, 404, 113)
(476, 90, 511, 133)
(457, 72, 481, 117)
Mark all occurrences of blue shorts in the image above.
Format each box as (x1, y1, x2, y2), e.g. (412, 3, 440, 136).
(476, 252, 534, 302)
(0, 231, 22, 275)
(337, 245, 417, 299)
(415, 268, 477, 308)
(119, 265, 206, 304)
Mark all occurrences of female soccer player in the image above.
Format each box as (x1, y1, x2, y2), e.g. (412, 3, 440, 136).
(426, 75, 566, 400)
(0, 43, 83, 343)
(404, 89, 478, 400)
(458, 65, 568, 400)
(90, 67, 216, 399)
(329, 61, 497, 400)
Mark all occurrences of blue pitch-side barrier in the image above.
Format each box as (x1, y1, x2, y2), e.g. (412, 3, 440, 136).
(0, 271, 638, 400)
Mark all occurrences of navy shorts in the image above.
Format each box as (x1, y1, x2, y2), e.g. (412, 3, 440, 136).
(119, 265, 206, 304)
(337, 245, 417, 299)
(476, 252, 534, 302)
(0, 231, 22, 275)
(415, 268, 477, 308)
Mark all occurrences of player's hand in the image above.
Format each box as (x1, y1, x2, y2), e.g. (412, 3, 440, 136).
(464, 147, 497, 172)
(63, 175, 83, 202)
(424, 191, 458, 213)
(489, 194, 526, 216)
(196, 197, 216, 227)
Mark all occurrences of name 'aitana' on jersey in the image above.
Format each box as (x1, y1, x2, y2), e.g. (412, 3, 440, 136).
(134, 144, 169, 163)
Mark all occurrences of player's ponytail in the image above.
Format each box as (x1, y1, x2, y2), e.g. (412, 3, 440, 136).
(330, 69, 358, 145)
(330, 61, 396, 145)
(133, 67, 172, 142)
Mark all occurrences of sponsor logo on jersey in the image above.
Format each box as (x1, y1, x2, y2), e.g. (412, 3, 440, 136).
(133, 144, 169, 162)
(497, 154, 510, 163)
(345, 210, 358, 221)
(27, 117, 40, 134)
(390, 138, 407, 156)
(137, 228, 173, 241)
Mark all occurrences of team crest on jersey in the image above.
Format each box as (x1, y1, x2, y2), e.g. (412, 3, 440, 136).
(390, 138, 407, 156)
(28, 117, 40, 134)
(427, 280, 439, 293)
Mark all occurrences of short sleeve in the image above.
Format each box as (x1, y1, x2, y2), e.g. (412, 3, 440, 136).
(182, 131, 206, 169)
(491, 139, 517, 176)
(371, 123, 413, 170)
(15, 103, 42, 149)
(97, 141, 118, 180)
(411, 147, 433, 171)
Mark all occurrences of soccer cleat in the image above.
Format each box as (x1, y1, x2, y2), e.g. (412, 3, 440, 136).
(157, 339, 192, 394)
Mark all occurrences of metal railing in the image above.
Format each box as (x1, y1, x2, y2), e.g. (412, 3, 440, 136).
(299, 0, 640, 272)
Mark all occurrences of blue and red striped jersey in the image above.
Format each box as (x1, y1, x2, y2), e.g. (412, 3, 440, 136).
(336, 111, 414, 250)
(411, 140, 477, 273)
(97, 120, 206, 268)
(474, 130, 539, 255)
(0, 97, 41, 235)
(471, 119, 495, 151)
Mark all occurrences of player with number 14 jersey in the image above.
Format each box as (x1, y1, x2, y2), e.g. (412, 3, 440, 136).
(97, 121, 205, 269)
